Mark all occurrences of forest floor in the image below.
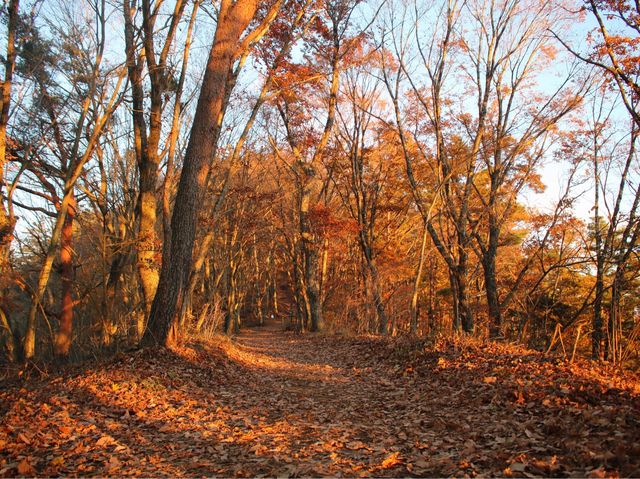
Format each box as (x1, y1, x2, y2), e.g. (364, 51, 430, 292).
(1, 323, 640, 478)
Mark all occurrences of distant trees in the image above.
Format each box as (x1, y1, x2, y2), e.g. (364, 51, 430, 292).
(380, 0, 584, 337)
(574, 92, 640, 361)
(270, 0, 365, 332)
(0, 0, 639, 364)
(555, 0, 640, 360)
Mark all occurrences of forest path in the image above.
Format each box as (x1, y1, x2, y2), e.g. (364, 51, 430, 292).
(1, 324, 639, 477)
(211, 322, 452, 476)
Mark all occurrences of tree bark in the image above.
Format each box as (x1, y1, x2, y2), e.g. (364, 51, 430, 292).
(592, 143, 604, 359)
(55, 195, 75, 357)
(0, 0, 19, 273)
(411, 222, 429, 334)
(483, 221, 501, 338)
(144, 0, 278, 346)
(0, 0, 19, 361)
(123, 0, 180, 324)
(301, 183, 324, 332)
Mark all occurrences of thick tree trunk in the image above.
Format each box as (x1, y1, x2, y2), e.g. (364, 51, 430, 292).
(137, 160, 160, 323)
(123, 0, 163, 329)
(456, 222, 474, 334)
(0, 0, 19, 360)
(452, 259, 473, 333)
(300, 181, 324, 332)
(483, 243, 502, 339)
(484, 262, 501, 338)
(55, 196, 75, 357)
(482, 213, 502, 338)
(0, 0, 19, 265)
(305, 237, 323, 332)
(358, 233, 387, 335)
(144, 1, 263, 347)
(607, 268, 625, 362)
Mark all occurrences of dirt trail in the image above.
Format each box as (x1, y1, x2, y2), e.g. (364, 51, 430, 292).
(1, 324, 639, 477)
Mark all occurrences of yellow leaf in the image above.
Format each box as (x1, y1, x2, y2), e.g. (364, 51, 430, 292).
(381, 451, 403, 469)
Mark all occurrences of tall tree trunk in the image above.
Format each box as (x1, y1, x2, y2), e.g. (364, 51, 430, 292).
(22, 64, 125, 359)
(144, 1, 264, 347)
(124, 0, 193, 335)
(55, 195, 75, 357)
(0, 0, 19, 360)
(592, 146, 605, 360)
(288, 24, 341, 333)
(411, 222, 429, 334)
(370, 263, 387, 335)
(449, 271, 460, 331)
(24, 191, 76, 359)
(484, 254, 501, 338)
(0, 0, 19, 275)
(301, 184, 324, 332)
(483, 222, 501, 338)
(137, 160, 160, 324)
(456, 248, 473, 333)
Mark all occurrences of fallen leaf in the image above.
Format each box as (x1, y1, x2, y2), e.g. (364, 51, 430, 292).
(17, 458, 33, 475)
(96, 435, 114, 447)
(107, 456, 121, 470)
(381, 452, 403, 469)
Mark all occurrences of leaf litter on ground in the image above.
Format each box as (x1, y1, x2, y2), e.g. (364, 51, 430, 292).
(1, 325, 639, 477)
